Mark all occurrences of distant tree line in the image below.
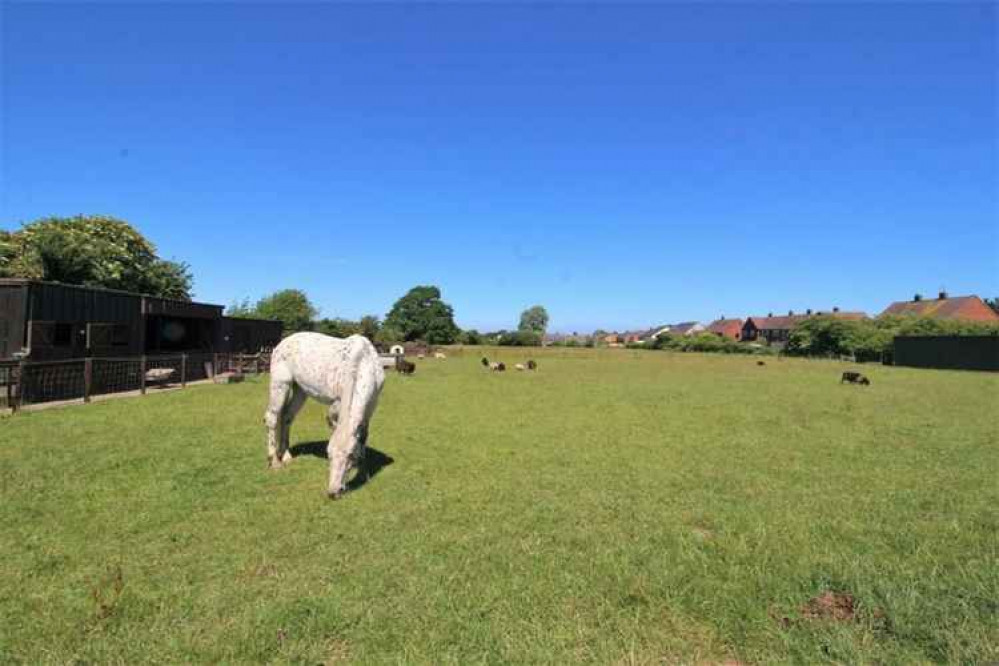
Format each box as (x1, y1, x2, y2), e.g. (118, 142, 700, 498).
(783, 315, 999, 360)
(227, 289, 553, 349)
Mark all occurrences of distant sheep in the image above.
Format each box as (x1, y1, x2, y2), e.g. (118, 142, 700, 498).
(490, 362, 506, 372)
(434, 352, 447, 359)
(841, 371, 870, 385)
(526, 360, 537, 370)
(395, 358, 416, 375)
(515, 363, 526, 371)
(481, 357, 490, 367)
(757, 360, 766, 366)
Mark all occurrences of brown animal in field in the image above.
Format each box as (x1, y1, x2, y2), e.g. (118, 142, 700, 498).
(481, 357, 490, 367)
(395, 357, 416, 375)
(526, 360, 537, 370)
(757, 360, 766, 366)
(841, 371, 870, 385)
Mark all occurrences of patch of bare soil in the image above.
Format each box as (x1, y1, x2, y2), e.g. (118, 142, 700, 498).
(800, 591, 856, 622)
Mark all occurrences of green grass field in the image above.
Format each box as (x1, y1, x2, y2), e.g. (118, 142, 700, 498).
(2, 348, 996, 664)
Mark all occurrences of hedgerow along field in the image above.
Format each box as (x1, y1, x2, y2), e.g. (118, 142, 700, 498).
(2, 347, 996, 664)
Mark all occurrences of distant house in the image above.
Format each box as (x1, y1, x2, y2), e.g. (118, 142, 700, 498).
(622, 329, 654, 344)
(707, 317, 744, 341)
(880, 292, 999, 323)
(742, 308, 867, 345)
(652, 322, 705, 338)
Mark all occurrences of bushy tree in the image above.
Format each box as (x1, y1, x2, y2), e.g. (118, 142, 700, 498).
(497, 330, 542, 347)
(0, 215, 193, 299)
(462, 329, 483, 345)
(315, 318, 358, 338)
(374, 325, 404, 348)
(255, 289, 317, 334)
(358, 315, 381, 341)
(384, 285, 460, 344)
(518, 305, 549, 334)
(226, 298, 256, 318)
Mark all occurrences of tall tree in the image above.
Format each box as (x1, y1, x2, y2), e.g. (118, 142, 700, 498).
(0, 215, 193, 299)
(358, 315, 381, 341)
(518, 305, 550, 334)
(255, 289, 317, 334)
(384, 285, 460, 344)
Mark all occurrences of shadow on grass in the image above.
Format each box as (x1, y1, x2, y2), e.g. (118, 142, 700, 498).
(289, 442, 395, 492)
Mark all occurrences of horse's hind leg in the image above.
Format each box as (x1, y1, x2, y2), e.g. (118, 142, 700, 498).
(278, 384, 307, 465)
(265, 377, 293, 469)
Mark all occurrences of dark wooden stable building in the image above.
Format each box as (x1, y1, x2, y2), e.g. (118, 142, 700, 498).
(0, 279, 282, 361)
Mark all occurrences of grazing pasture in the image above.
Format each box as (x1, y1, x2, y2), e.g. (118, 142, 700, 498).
(1, 348, 996, 664)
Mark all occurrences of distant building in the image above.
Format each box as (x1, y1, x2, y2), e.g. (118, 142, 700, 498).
(707, 317, 744, 341)
(0, 279, 282, 361)
(880, 292, 999, 323)
(742, 308, 867, 345)
(651, 322, 705, 338)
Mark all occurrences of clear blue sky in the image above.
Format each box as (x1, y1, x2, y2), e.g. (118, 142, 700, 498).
(2, 2, 996, 332)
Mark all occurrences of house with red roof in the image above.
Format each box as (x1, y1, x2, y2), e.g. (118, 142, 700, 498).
(879, 292, 999, 323)
(706, 317, 744, 341)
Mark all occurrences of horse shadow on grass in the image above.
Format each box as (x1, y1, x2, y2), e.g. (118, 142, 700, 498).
(288, 441, 394, 492)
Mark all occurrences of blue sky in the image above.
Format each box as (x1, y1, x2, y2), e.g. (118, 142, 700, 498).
(2, 2, 996, 332)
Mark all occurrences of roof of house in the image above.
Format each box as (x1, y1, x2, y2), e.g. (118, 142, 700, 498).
(707, 318, 743, 335)
(880, 295, 999, 322)
(745, 310, 867, 331)
(665, 321, 702, 335)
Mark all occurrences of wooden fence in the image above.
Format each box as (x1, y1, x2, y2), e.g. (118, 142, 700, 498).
(0, 351, 270, 412)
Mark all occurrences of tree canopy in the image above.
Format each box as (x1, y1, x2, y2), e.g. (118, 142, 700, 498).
(384, 285, 460, 344)
(518, 305, 550, 334)
(0, 215, 193, 299)
(254, 289, 317, 334)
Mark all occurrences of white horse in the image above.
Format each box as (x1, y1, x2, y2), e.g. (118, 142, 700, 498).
(265, 332, 385, 498)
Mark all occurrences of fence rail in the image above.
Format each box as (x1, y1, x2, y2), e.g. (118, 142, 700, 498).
(1, 352, 268, 411)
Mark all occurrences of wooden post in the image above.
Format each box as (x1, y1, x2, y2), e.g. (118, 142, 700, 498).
(13, 361, 25, 412)
(83, 358, 93, 403)
(140, 356, 147, 395)
(181, 354, 187, 388)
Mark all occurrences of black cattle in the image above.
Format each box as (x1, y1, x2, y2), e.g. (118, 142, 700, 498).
(481, 357, 490, 367)
(841, 371, 870, 385)
(396, 358, 416, 375)
(757, 360, 766, 366)
(526, 360, 537, 370)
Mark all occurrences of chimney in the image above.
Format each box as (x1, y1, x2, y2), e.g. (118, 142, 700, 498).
(833, 306, 840, 313)
(806, 308, 813, 315)
(938, 290, 948, 300)
(788, 309, 794, 316)
(914, 293, 923, 302)
(768, 311, 773, 317)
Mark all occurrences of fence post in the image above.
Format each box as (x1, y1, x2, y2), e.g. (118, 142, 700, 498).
(181, 353, 187, 388)
(84, 358, 93, 403)
(140, 356, 147, 395)
(13, 361, 25, 412)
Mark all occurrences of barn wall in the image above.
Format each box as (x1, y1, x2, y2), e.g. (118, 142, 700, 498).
(0, 283, 28, 359)
(894, 336, 999, 372)
(26, 283, 144, 360)
(219, 317, 283, 352)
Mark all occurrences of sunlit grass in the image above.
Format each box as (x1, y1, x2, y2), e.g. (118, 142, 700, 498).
(2, 347, 996, 664)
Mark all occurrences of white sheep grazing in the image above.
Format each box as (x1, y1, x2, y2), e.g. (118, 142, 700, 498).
(434, 351, 447, 359)
(265, 332, 385, 499)
(515, 363, 526, 371)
